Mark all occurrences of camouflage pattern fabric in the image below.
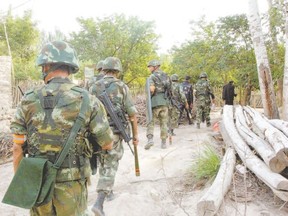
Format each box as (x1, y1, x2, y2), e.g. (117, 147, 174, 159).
(195, 79, 213, 125)
(148, 69, 171, 108)
(96, 135, 124, 193)
(30, 179, 89, 216)
(168, 82, 187, 130)
(10, 77, 113, 214)
(146, 105, 169, 139)
(86, 72, 105, 90)
(146, 68, 171, 140)
(36, 41, 79, 73)
(89, 75, 137, 193)
(11, 77, 113, 182)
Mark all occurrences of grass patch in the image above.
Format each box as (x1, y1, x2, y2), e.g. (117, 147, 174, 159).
(191, 144, 221, 181)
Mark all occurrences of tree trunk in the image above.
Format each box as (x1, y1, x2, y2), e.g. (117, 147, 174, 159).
(235, 106, 287, 173)
(222, 105, 288, 193)
(244, 106, 288, 158)
(247, 0, 279, 119)
(283, 0, 288, 120)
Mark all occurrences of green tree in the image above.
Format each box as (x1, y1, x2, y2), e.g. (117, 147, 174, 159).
(0, 10, 40, 80)
(69, 14, 159, 86)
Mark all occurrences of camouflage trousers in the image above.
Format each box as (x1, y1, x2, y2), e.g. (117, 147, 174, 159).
(30, 179, 89, 216)
(196, 100, 211, 125)
(97, 134, 124, 194)
(146, 105, 169, 139)
(168, 105, 180, 130)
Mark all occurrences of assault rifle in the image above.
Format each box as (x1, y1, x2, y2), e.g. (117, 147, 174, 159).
(98, 91, 140, 176)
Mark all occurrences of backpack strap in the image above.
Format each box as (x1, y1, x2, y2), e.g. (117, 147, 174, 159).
(53, 88, 89, 169)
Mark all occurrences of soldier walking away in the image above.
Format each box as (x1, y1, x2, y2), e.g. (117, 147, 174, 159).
(145, 59, 171, 150)
(222, 80, 237, 105)
(180, 75, 194, 125)
(9, 41, 114, 215)
(168, 74, 188, 137)
(89, 57, 139, 216)
(86, 60, 105, 90)
(195, 72, 215, 129)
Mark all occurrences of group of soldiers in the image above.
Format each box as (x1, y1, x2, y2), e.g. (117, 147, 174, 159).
(144, 60, 215, 150)
(6, 40, 215, 216)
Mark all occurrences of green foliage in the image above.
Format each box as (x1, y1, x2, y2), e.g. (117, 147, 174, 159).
(69, 14, 159, 86)
(170, 15, 260, 90)
(191, 144, 220, 181)
(0, 10, 40, 81)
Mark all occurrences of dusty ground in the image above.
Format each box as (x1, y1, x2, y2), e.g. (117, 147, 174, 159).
(1, 108, 288, 216)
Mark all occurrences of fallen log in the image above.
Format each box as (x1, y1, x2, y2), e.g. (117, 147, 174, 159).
(234, 106, 286, 173)
(269, 119, 288, 138)
(222, 105, 288, 195)
(244, 106, 288, 163)
(197, 147, 236, 216)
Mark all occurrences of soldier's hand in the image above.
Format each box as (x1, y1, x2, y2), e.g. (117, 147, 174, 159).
(102, 141, 113, 150)
(133, 137, 139, 146)
(190, 103, 193, 109)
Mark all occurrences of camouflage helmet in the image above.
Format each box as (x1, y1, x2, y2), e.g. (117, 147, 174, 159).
(147, 59, 161, 67)
(199, 72, 208, 78)
(102, 57, 122, 72)
(36, 40, 79, 73)
(96, 60, 104, 70)
(170, 74, 179, 81)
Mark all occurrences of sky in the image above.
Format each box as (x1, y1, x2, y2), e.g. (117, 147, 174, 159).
(1, 0, 268, 54)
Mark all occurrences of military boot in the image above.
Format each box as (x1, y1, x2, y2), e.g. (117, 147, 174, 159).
(145, 134, 154, 150)
(92, 191, 106, 216)
(206, 122, 211, 127)
(161, 139, 167, 149)
(197, 123, 200, 129)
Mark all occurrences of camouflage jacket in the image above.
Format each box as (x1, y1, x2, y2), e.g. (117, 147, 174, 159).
(10, 77, 113, 182)
(195, 79, 213, 101)
(171, 82, 187, 106)
(89, 75, 137, 132)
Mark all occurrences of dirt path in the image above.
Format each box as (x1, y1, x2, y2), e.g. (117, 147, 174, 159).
(1, 108, 288, 215)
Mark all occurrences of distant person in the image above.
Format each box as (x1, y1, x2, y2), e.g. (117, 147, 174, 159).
(222, 80, 237, 105)
(180, 75, 193, 125)
(86, 60, 105, 90)
(145, 60, 171, 150)
(194, 72, 215, 129)
(168, 74, 188, 136)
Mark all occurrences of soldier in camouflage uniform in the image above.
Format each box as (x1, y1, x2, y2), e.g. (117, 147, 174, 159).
(145, 60, 171, 150)
(86, 60, 105, 90)
(89, 57, 139, 216)
(168, 74, 188, 136)
(10, 41, 114, 216)
(180, 75, 194, 125)
(194, 72, 215, 129)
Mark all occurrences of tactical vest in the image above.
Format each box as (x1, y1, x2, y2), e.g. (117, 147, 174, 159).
(150, 71, 171, 107)
(24, 81, 92, 182)
(195, 80, 210, 98)
(93, 78, 130, 136)
(182, 82, 192, 98)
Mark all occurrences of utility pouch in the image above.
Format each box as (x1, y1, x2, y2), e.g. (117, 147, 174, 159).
(2, 157, 57, 209)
